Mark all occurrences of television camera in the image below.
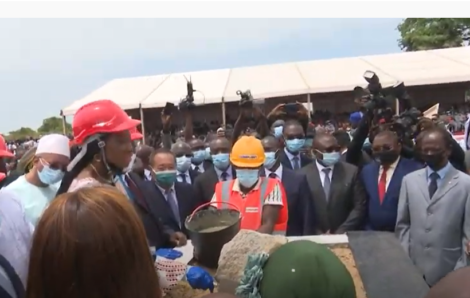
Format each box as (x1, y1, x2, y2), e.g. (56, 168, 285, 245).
(179, 76, 196, 110)
(237, 89, 254, 108)
(354, 70, 421, 140)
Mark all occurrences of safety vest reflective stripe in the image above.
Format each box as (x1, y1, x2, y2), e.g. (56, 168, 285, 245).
(218, 178, 286, 235)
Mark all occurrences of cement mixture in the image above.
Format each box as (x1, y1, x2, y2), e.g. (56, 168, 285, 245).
(165, 246, 366, 298)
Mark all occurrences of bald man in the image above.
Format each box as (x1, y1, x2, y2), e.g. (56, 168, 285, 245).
(171, 141, 199, 184)
(136, 145, 154, 181)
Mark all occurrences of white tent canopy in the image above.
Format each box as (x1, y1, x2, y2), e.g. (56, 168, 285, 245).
(62, 47, 470, 116)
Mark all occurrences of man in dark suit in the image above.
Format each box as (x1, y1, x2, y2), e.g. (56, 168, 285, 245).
(300, 133, 366, 234)
(117, 165, 186, 248)
(193, 137, 235, 206)
(279, 120, 312, 170)
(171, 141, 199, 184)
(139, 148, 198, 238)
(361, 130, 422, 232)
(261, 135, 316, 236)
(136, 145, 154, 181)
(188, 138, 212, 173)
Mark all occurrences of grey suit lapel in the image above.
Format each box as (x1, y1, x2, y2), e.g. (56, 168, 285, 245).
(430, 167, 459, 204)
(416, 170, 432, 203)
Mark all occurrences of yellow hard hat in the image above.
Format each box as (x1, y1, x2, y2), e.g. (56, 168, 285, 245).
(230, 136, 265, 168)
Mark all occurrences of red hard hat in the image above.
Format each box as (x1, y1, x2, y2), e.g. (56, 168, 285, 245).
(129, 127, 143, 141)
(72, 100, 140, 145)
(0, 135, 13, 158)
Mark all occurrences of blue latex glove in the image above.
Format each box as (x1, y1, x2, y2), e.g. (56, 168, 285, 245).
(186, 266, 214, 292)
(156, 248, 182, 260)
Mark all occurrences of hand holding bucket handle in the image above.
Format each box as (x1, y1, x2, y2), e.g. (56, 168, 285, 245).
(186, 201, 242, 223)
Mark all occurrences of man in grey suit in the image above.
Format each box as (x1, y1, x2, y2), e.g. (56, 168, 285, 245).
(396, 127, 470, 286)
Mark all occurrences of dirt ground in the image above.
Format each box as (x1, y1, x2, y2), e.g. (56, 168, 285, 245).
(166, 246, 366, 298)
(331, 246, 367, 298)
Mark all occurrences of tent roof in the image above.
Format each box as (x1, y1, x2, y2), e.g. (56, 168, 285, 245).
(62, 46, 470, 116)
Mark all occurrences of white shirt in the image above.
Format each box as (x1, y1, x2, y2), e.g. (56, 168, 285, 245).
(191, 164, 205, 173)
(5, 175, 59, 227)
(316, 160, 334, 187)
(214, 166, 233, 181)
(378, 157, 400, 191)
(144, 169, 152, 181)
(265, 164, 283, 181)
(284, 148, 301, 169)
(176, 170, 192, 184)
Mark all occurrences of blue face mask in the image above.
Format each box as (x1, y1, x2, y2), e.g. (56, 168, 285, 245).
(236, 169, 259, 188)
(154, 170, 177, 187)
(285, 138, 305, 153)
(273, 126, 283, 139)
(212, 153, 230, 171)
(204, 147, 212, 161)
(264, 151, 277, 169)
(38, 163, 64, 185)
(191, 150, 206, 165)
(176, 156, 191, 173)
(320, 152, 341, 167)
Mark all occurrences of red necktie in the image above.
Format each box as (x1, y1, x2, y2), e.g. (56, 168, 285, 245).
(378, 167, 388, 205)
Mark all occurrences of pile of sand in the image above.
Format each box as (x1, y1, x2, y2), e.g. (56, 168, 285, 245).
(165, 246, 366, 298)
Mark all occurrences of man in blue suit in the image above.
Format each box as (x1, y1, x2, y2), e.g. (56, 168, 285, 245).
(261, 135, 316, 236)
(361, 130, 422, 232)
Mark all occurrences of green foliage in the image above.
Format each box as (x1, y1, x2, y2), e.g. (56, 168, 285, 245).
(4, 117, 71, 141)
(397, 18, 470, 51)
(4, 127, 38, 141)
(37, 117, 72, 135)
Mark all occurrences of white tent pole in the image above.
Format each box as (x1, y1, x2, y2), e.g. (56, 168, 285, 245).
(139, 104, 146, 144)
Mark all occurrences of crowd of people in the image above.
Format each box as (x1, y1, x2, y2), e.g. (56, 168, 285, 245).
(0, 96, 470, 298)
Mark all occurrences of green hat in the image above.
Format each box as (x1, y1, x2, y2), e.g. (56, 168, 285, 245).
(236, 240, 356, 298)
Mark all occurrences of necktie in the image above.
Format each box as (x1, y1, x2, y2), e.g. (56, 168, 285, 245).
(378, 166, 388, 205)
(166, 190, 181, 227)
(194, 166, 200, 172)
(322, 168, 331, 201)
(179, 173, 187, 183)
(293, 156, 300, 170)
(124, 175, 137, 200)
(269, 173, 277, 179)
(428, 172, 439, 199)
(221, 172, 228, 181)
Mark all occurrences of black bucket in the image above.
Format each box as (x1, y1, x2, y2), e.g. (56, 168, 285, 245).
(185, 202, 241, 269)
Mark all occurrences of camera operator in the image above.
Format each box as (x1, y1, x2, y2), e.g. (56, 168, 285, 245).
(348, 71, 466, 173)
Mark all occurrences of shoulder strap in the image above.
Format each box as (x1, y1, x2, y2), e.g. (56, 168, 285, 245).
(220, 181, 232, 208)
(0, 254, 24, 298)
(259, 177, 270, 205)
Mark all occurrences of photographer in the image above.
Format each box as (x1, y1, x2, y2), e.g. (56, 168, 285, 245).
(347, 71, 466, 172)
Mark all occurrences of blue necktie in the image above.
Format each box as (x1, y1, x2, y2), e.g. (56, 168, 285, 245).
(166, 190, 180, 227)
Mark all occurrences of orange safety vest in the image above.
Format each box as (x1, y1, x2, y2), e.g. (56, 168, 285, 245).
(214, 177, 288, 235)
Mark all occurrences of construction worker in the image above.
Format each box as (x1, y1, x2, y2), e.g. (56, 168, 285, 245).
(211, 136, 288, 235)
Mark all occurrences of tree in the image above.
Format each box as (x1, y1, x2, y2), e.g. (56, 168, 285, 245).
(37, 117, 72, 135)
(5, 127, 38, 141)
(397, 18, 470, 51)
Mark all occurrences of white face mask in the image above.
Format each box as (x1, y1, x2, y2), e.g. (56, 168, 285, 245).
(123, 154, 136, 173)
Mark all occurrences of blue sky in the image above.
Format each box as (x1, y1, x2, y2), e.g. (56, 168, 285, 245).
(0, 18, 402, 133)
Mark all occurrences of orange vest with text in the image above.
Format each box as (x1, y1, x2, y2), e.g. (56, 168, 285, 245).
(213, 177, 288, 235)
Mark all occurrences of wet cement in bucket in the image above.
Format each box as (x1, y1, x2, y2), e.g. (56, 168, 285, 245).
(186, 209, 240, 233)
